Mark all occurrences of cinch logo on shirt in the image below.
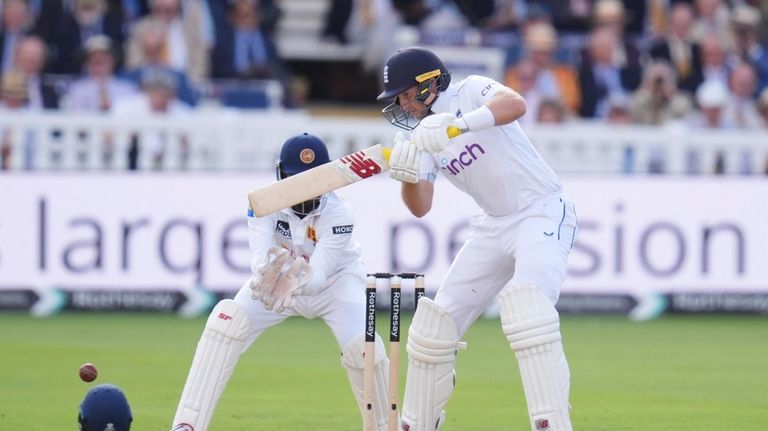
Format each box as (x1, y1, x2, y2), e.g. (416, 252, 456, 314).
(276, 220, 291, 238)
(332, 225, 353, 234)
(439, 143, 486, 176)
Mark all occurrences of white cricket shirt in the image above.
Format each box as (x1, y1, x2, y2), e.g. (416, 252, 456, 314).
(424, 75, 563, 216)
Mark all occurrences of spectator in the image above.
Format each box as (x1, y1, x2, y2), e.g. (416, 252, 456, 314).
(721, 62, 762, 129)
(730, 5, 768, 95)
(605, 93, 633, 125)
(649, 2, 703, 94)
(482, 0, 525, 30)
(61, 35, 138, 112)
(578, 26, 640, 118)
(1, 0, 32, 74)
(14, 36, 58, 109)
(112, 68, 191, 169)
(689, 79, 731, 129)
(46, 0, 126, 74)
(211, 0, 284, 80)
(0, 70, 31, 169)
(690, 0, 731, 44)
(322, 0, 399, 72)
(506, 59, 544, 124)
(629, 61, 692, 125)
(121, 20, 197, 105)
(537, 98, 569, 123)
(126, 0, 210, 85)
(505, 22, 580, 113)
(699, 33, 731, 89)
(591, 0, 642, 77)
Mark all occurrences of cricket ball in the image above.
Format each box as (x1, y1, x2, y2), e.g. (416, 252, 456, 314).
(79, 363, 98, 382)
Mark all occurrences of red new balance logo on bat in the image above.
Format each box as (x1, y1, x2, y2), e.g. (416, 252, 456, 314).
(340, 151, 382, 178)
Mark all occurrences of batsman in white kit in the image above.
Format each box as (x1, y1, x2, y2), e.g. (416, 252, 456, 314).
(170, 133, 391, 431)
(378, 47, 579, 430)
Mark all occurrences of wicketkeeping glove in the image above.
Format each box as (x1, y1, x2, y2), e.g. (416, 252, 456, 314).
(265, 257, 314, 313)
(249, 246, 290, 302)
(412, 113, 458, 154)
(389, 131, 422, 183)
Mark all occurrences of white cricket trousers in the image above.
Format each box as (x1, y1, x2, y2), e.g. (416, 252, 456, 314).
(232, 272, 366, 350)
(434, 194, 578, 336)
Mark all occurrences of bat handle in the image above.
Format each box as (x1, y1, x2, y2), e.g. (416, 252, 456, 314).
(383, 126, 461, 162)
(447, 126, 462, 138)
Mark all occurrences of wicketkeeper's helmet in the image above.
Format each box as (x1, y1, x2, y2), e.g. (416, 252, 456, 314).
(78, 384, 132, 431)
(377, 47, 451, 130)
(276, 133, 331, 217)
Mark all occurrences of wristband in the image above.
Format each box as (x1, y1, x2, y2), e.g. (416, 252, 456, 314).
(457, 105, 495, 132)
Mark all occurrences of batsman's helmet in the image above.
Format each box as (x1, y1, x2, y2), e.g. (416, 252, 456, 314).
(78, 384, 132, 431)
(276, 133, 331, 216)
(377, 47, 451, 130)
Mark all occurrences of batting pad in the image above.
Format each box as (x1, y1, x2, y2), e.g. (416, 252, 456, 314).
(171, 299, 250, 431)
(499, 285, 572, 431)
(401, 298, 460, 431)
(341, 334, 390, 431)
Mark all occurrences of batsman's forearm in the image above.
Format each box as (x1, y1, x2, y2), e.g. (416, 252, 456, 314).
(401, 180, 434, 218)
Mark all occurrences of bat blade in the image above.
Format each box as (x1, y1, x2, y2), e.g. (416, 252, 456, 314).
(248, 144, 391, 217)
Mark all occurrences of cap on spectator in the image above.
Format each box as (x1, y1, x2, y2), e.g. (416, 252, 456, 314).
(731, 5, 761, 28)
(0, 71, 28, 100)
(594, 0, 626, 25)
(696, 80, 728, 108)
(84, 35, 113, 55)
(606, 92, 630, 111)
(524, 23, 558, 52)
(141, 68, 178, 93)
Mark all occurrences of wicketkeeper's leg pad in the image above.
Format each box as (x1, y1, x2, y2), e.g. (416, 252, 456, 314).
(401, 297, 460, 431)
(171, 299, 250, 431)
(499, 284, 572, 431)
(341, 333, 389, 431)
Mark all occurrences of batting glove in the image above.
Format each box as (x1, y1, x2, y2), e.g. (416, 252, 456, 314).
(389, 131, 422, 183)
(266, 257, 313, 313)
(412, 113, 457, 154)
(249, 246, 290, 302)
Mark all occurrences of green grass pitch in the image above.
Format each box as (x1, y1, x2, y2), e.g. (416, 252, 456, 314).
(1, 312, 766, 430)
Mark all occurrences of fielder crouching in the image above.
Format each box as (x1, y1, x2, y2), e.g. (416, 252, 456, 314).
(170, 133, 391, 431)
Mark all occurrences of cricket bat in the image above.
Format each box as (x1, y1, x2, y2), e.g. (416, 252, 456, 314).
(248, 144, 392, 217)
(248, 127, 461, 217)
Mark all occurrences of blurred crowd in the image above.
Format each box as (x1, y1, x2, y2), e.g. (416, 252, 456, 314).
(1, 0, 767, 171)
(0, 0, 289, 115)
(366, 0, 768, 129)
(0, 0, 766, 127)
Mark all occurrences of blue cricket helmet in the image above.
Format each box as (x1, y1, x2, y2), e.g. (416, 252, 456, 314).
(377, 47, 451, 101)
(78, 384, 132, 431)
(376, 47, 451, 130)
(277, 132, 331, 179)
(276, 133, 331, 217)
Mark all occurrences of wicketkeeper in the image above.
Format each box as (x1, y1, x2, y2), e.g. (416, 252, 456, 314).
(378, 47, 579, 430)
(170, 133, 391, 431)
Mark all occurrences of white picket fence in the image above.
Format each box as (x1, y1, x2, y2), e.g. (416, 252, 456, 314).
(0, 110, 766, 174)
